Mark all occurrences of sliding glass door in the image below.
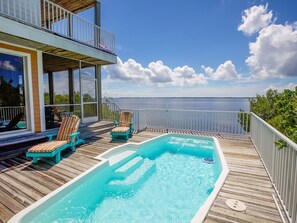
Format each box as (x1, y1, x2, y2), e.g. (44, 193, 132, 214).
(43, 54, 99, 129)
(81, 63, 98, 123)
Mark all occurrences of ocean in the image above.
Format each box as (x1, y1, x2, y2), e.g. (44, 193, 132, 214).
(110, 97, 250, 112)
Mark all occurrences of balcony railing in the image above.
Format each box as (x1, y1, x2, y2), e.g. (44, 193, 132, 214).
(0, 106, 25, 122)
(251, 113, 297, 223)
(0, 0, 115, 54)
(100, 103, 250, 136)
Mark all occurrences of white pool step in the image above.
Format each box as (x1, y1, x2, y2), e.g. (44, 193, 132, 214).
(109, 159, 155, 186)
(115, 156, 144, 174)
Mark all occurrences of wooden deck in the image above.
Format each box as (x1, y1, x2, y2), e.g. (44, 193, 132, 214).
(0, 131, 283, 223)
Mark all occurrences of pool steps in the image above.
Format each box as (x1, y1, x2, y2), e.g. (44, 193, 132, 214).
(107, 156, 156, 192)
(107, 150, 136, 166)
(115, 156, 144, 177)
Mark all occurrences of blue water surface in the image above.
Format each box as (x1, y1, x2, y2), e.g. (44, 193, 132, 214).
(111, 97, 250, 111)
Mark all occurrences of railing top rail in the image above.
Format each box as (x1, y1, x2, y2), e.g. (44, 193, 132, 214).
(102, 102, 121, 110)
(45, 103, 81, 107)
(251, 112, 297, 150)
(0, 106, 26, 108)
(119, 108, 250, 113)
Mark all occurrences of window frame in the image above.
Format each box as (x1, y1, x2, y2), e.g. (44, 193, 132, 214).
(0, 48, 34, 136)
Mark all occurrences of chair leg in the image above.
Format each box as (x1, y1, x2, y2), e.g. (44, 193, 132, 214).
(55, 152, 61, 163)
(32, 157, 38, 164)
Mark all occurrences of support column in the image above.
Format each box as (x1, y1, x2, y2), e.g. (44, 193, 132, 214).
(94, 0, 101, 27)
(96, 65, 102, 121)
(94, 0, 101, 47)
(37, 51, 46, 132)
(68, 14, 73, 38)
(94, 2, 102, 121)
(68, 68, 74, 112)
(48, 71, 54, 104)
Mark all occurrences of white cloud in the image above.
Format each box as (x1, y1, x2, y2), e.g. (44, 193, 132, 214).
(0, 60, 16, 71)
(103, 57, 207, 87)
(246, 23, 297, 78)
(105, 58, 150, 83)
(238, 4, 273, 36)
(264, 83, 297, 92)
(148, 61, 173, 83)
(202, 60, 240, 80)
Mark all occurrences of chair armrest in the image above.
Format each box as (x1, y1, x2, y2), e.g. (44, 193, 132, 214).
(130, 122, 134, 132)
(47, 132, 58, 141)
(114, 121, 119, 127)
(69, 132, 80, 137)
(69, 132, 80, 143)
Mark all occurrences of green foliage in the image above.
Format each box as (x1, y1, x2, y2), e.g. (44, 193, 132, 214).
(0, 76, 24, 106)
(274, 140, 288, 150)
(44, 91, 83, 104)
(250, 88, 297, 144)
(100, 104, 120, 121)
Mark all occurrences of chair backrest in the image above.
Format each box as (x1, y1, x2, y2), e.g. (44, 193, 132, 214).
(119, 111, 133, 127)
(6, 112, 24, 130)
(56, 115, 80, 142)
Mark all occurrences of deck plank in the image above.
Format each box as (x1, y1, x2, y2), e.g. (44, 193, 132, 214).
(0, 131, 284, 223)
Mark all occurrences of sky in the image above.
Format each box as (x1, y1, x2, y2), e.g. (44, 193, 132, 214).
(92, 0, 297, 97)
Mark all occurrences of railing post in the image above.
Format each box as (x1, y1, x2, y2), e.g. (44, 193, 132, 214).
(271, 133, 276, 180)
(137, 110, 140, 133)
(94, 1, 100, 48)
(166, 109, 169, 133)
(68, 13, 72, 38)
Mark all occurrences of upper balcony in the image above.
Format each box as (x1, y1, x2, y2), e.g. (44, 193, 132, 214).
(0, 0, 116, 65)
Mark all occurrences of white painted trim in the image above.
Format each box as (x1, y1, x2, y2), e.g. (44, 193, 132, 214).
(25, 53, 35, 133)
(0, 48, 35, 134)
(8, 133, 229, 223)
(37, 50, 45, 132)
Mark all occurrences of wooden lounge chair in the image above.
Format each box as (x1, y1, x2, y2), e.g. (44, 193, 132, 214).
(110, 111, 134, 141)
(26, 115, 85, 163)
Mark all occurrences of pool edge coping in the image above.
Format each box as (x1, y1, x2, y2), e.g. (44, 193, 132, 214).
(8, 133, 229, 223)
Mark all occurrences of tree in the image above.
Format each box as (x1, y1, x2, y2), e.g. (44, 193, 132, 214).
(250, 88, 297, 144)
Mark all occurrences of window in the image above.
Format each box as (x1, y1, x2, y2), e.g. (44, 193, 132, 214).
(53, 70, 69, 104)
(0, 53, 27, 133)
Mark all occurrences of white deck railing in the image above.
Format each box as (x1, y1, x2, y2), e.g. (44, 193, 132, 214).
(0, 106, 25, 121)
(0, 0, 115, 54)
(140, 109, 249, 135)
(101, 103, 250, 136)
(0, 0, 41, 26)
(250, 113, 297, 223)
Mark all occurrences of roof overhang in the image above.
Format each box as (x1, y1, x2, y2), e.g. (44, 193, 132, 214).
(50, 0, 98, 14)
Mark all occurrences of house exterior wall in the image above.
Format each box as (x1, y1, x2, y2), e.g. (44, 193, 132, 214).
(0, 42, 41, 132)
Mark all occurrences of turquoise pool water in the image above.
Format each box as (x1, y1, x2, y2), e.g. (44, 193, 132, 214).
(30, 135, 222, 223)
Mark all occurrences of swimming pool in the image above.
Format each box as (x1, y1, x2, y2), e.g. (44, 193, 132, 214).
(9, 133, 229, 223)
